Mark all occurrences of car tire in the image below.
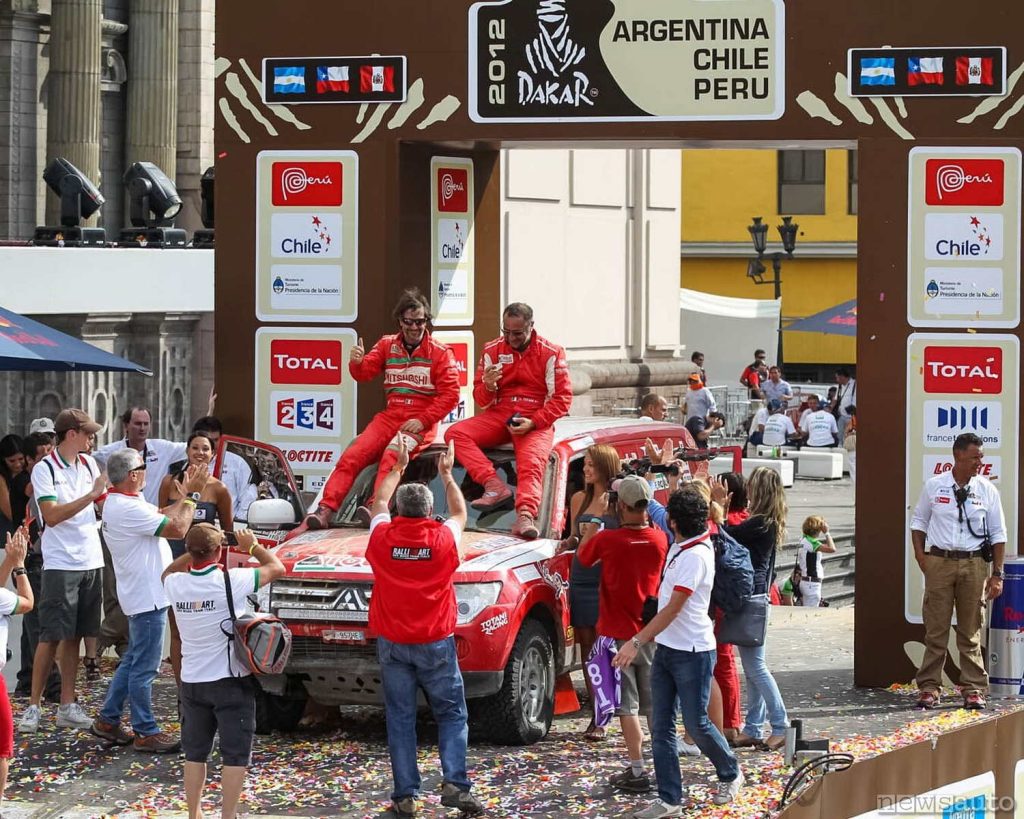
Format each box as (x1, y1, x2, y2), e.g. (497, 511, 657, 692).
(254, 677, 309, 734)
(473, 619, 554, 745)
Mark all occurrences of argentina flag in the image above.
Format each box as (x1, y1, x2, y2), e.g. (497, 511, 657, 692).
(273, 66, 306, 94)
(860, 57, 896, 86)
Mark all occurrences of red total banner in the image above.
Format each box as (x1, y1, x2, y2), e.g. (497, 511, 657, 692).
(271, 162, 343, 206)
(922, 345, 1002, 394)
(270, 339, 343, 385)
(924, 158, 1004, 206)
(448, 342, 469, 387)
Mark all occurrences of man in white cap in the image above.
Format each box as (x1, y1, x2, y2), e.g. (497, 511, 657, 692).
(28, 418, 56, 445)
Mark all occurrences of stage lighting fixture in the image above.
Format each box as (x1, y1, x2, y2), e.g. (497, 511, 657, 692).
(192, 165, 215, 248)
(31, 157, 106, 247)
(117, 161, 187, 248)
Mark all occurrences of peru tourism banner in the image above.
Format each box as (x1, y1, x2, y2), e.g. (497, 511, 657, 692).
(469, 0, 785, 122)
(430, 157, 475, 326)
(905, 334, 1019, 623)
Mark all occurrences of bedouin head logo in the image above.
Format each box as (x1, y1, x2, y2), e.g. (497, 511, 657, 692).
(518, 0, 593, 107)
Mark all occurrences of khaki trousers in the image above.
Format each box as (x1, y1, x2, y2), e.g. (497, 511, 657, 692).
(916, 553, 988, 695)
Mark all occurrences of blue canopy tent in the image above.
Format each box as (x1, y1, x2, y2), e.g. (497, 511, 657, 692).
(785, 299, 857, 336)
(0, 306, 150, 373)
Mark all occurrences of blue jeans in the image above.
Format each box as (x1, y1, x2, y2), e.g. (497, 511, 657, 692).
(737, 640, 789, 738)
(377, 636, 472, 800)
(99, 606, 167, 736)
(650, 645, 739, 806)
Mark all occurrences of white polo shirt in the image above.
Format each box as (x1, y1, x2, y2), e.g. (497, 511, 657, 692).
(101, 491, 172, 616)
(748, 407, 769, 436)
(762, 414, 796, 446)
(0, 587, 20, 671)
(94, 438, 187, 506)
(31, 449, 104, 571)
(655, 532, 716, 653)
(911, 473, 1007, 552)
(164, 566, 260, 683)
(800, 410, 839, 447)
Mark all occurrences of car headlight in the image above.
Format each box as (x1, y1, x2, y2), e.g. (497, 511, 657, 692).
(455, 582, 502, 625)
(255, 583, 271, 613)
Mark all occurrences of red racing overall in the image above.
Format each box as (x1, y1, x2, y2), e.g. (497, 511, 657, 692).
(444, 332, 571, 517)
(319, 333, 460, 512)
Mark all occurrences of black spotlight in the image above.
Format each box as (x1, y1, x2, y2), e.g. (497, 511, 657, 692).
(192, 165, 215, 248)
(117, 161, 187, 248)
(32, 157, 106, 247)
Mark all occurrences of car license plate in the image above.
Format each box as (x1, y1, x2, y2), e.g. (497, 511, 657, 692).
(322, 629, 366, 644)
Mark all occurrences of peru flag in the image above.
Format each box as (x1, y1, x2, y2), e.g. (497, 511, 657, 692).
(956, 56, 994, 86)
(360, 65, 395, 93)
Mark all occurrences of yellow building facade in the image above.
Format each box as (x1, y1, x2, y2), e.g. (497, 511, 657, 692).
(680, 148, 857, 377)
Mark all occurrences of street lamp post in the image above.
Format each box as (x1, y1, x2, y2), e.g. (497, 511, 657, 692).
(746, 215, 799, 367)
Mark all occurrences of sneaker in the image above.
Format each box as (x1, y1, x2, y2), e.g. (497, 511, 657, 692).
(304, 504, 334, 531)
(609, 765, 651, 793)
(633, 801, 684, 819)
(471, 477, 514, 511)
(18, 704, 41, 734)
(134, 732, 182, 753)
(84, 657, 101, 681)
(963, 693, 986, 710)
(916, 690, 939, 710)
(440, 783, 485, 815)
(354, 505, 372, 527)
(511, 510, 539, 539)
(90, 718, 133, 745)
(56, 702, 93, 730)
(679, 739, 701, 757)
(713, 768, 745, 806)
(391, 796, 418, 817)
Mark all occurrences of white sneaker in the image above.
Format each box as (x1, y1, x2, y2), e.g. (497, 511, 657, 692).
(633, 802, 684, 818)
(713, 768, 745, 805)
(56, 702, 92, 730)
(678, 739, 701, 756)
(18, 704, 41, 734)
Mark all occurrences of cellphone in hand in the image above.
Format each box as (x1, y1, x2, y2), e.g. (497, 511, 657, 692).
(223, 532, 239, 547)
(507, 412, 523, 427)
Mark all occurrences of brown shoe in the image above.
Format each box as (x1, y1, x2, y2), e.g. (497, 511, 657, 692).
(305, 504, 335, 531)
(90, 718, 133, 745)
(512, 510, 539, 539)
(471, 477, 514, 511)
(133, 732, 181, 754)
(762, 735, 786, 751)
(731, 732, 763, 748)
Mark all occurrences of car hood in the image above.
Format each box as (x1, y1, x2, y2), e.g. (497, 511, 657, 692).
(273, 527, 557, 577)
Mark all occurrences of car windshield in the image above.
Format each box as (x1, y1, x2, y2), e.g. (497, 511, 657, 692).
(332, 448, 520, 534)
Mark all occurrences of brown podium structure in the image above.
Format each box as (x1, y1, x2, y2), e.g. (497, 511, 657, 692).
(215, 0, 1023, 739)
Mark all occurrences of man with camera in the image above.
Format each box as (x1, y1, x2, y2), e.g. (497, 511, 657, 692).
(685, 411, 726, 450)
(910, 432, 1005, 711)
(576, 476, 668, 794)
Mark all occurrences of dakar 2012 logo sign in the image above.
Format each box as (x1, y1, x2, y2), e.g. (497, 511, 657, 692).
(517, 0, 592, 107)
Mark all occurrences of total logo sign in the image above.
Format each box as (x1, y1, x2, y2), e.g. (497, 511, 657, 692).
(437, 167, 469, 213)
(271, 162, 343, 207)
(924, 213, 1003, 260)
(923, 400, 1002, 447)
(448, 342, 470, 387)
(270, 339, 343, 386)
(923, 454, 1002, 484)
(925, 158, 1004, 206)
(271, 391, 340, 437)
(922, 346, 1001, 394)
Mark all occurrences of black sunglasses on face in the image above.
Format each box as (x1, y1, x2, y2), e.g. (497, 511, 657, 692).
(401, 318, 427, 327)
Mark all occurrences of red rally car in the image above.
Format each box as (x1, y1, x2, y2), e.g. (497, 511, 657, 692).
(216, 417, 741, 745)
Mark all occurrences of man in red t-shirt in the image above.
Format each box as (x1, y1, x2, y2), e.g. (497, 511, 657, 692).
(739, 349, 768, 400)
(576, 476, 669, 795)
(365, 439, 483, 818)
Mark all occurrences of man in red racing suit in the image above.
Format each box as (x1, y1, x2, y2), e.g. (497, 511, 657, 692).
(295, 289, 460, 535)
(444, 302, 571, 539)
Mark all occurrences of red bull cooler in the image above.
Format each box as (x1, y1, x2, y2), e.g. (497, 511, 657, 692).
(988, 557, 1024, 697)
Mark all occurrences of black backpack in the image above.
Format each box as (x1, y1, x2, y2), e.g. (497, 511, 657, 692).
(709, 529, 755, 615)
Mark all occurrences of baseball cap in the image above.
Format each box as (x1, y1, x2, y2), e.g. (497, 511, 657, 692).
(768, 399, 783, 412)
(185, 522, 224, 553)
(29, 417, 56, 435)
(687, 373, 702, 385)
(54, 408, 102, 435)
(614, 475, 652, 509)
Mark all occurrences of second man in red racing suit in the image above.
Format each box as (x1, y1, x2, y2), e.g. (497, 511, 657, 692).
(298, 289, 460, 534)
(444, 302, 572, 539)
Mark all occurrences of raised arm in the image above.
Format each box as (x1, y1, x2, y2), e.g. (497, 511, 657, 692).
(438, 440, 467, 532)
(371, 435, 410, 518)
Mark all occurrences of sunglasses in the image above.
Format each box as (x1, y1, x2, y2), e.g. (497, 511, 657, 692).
(130, 464, 147, 472)
(400, 317, 427, 327)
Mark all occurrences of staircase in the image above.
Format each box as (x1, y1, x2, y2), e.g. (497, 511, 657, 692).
(777, 530, 855, 606)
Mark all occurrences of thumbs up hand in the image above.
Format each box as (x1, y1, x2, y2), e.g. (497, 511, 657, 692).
(351, 337, 365, 364)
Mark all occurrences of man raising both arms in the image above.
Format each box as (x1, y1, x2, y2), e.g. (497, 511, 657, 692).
(293, 288, 460, 537)
(445, 303, 572, 539)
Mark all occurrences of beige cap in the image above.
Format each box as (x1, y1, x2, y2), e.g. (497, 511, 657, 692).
(54, 408, 101, 435)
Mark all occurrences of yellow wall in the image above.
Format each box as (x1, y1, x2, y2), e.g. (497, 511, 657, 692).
(680, 148, 857, 364)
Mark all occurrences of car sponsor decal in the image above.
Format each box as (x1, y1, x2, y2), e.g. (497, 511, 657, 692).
(292, 554, 371, 572)
(480, 611, 509, 635)
(512, 564, 542, 584)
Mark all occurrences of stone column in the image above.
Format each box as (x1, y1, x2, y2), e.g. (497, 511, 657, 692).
(44, 0, 103, 225)
(81, 313, 134, 445)
(126, 0, 179, 189)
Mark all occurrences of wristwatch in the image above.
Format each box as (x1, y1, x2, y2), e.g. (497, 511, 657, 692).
(631, 636, 642, 650)
(11, 568, 26, 578)
(992, 569, 1004, 579)
(187, 492, 202, 503)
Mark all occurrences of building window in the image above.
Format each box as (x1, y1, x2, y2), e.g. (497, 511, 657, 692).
(848, 150, 858, 215)
(778, 150, 825, 214)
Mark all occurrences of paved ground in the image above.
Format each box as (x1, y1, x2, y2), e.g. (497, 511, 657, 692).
(4, 477, 1010, 819)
